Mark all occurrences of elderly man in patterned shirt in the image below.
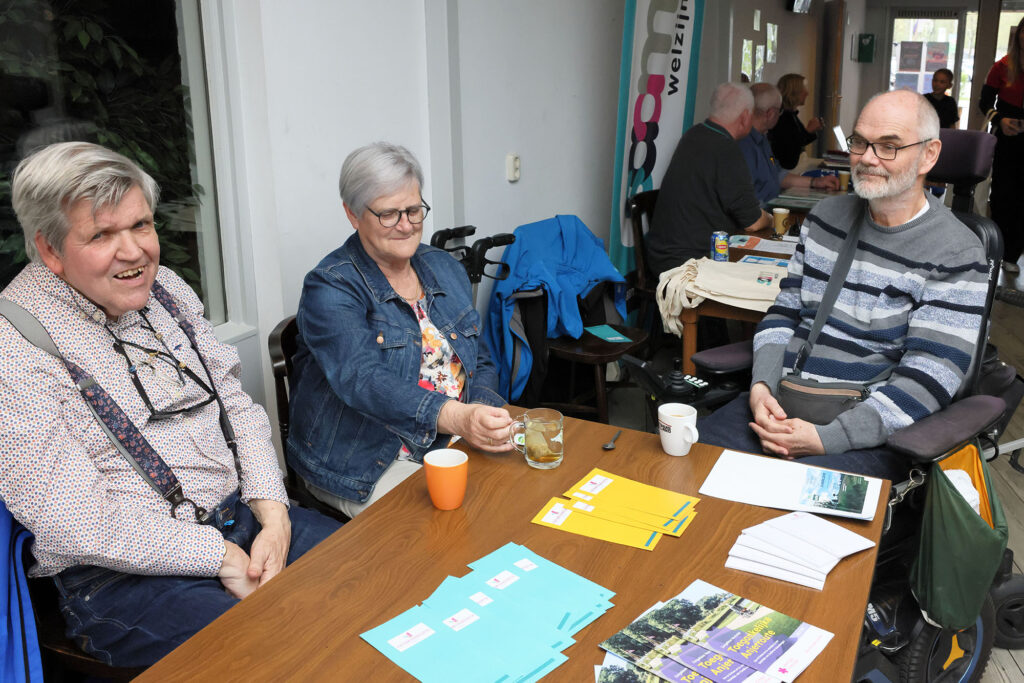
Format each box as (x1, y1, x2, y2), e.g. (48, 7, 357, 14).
(0, 142, 341, 667)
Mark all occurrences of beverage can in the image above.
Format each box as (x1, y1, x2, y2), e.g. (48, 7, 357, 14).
(711, 231, 729, 261)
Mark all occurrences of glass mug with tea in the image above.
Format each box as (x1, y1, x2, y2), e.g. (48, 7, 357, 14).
(509, 408, 564, 469)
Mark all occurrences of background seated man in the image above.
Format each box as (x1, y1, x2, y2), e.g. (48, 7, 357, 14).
(0, 142, 340, 667)
(645, 81, 772, 279)
(739, 83, 840, 206)
(698, 90, 988, 481)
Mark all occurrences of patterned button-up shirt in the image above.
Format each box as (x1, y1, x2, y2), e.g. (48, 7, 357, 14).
(0, 264, 287, 577)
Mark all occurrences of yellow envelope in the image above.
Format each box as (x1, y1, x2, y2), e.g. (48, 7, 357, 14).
(531, 498, 662, 550)
(564, 468, 699, 519)
(565, 498, 698, 537)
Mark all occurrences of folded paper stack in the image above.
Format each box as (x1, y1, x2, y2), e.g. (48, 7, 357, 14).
(725, 512, 875, 590)
(362, 542, 614, 682)
(531, 468, 699, 550)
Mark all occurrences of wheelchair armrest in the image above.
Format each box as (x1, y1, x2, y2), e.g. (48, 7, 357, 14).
(691, 340, 753, 376)
(886, 395, 1006, 464)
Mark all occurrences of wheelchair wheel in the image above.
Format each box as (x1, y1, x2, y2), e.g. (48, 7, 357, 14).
(990, 573, 1024, 649)
(893, 595, 994, 682)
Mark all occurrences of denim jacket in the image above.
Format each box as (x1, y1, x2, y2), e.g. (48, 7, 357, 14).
(287, 233, 504, 503)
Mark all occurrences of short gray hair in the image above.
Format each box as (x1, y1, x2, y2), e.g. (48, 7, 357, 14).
(12, 142, 159, 261)
(338, 142, 424, 214)
(709, 82, 754, 124)
(862, 90, 940, 143)
(750, 83, 782, 113)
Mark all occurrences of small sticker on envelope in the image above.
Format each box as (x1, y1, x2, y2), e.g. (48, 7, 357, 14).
(388, 623, 435, 652)
(514, 558, 538, 572)
(469, 591, 493, 606)
(444, 608, 479, 632)
(580, 474, 613, 494)
(486, 570, 520, 590)
(572, 501, 595, 512)
(542, 503, 572, 526)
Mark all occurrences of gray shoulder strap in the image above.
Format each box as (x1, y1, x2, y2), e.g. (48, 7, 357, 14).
(0, 298, 159, 485)
(0, 299, 63, 360)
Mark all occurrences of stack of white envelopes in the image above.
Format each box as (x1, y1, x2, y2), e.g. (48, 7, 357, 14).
(726, 511, 875, 590)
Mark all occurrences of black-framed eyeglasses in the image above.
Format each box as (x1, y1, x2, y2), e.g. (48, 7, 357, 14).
(367, 200, 431, 228)
(107, 310, 218, 420)
(846, 135, 932, 161)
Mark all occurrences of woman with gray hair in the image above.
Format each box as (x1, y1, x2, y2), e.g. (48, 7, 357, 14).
(288, 142, 511, 518)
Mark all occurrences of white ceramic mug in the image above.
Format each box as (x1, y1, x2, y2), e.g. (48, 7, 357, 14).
(658, 403, 699, 456)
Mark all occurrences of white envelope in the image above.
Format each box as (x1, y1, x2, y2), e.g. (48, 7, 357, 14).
(737, 527, 840, 574)
(763, 511, 875, 557)
(699, 450, 883, 520)
(727, 542, 828, 582)
(725, 555, 826, 590)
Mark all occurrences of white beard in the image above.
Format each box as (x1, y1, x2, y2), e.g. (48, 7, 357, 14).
(851, 156, 921, 200)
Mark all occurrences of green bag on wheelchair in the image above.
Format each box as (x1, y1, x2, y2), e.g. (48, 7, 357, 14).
(910, 441, 1008, 630)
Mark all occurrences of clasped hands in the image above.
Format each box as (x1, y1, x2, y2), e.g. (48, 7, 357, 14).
(748, 382, 824, 458)
(218, 498, 291, 599)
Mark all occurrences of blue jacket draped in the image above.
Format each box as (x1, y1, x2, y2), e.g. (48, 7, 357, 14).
(485, 215, 626, 400)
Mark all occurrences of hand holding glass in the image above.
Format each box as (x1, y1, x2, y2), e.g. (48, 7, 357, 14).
(510, 408, 564, 469)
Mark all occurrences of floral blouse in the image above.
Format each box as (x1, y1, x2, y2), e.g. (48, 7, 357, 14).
(398, 298, 466, 459)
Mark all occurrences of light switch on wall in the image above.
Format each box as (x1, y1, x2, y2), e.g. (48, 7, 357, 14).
(505, 153, 520, 182)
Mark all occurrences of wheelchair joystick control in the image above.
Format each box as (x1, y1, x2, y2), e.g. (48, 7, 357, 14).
(664, 359, 698, 400)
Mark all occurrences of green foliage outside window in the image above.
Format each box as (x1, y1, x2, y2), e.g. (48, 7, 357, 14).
(0, 0, 207, 300)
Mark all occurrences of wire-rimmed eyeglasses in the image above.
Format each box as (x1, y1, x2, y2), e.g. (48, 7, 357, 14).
(107, 310, 218, 420)
(367, 200, 431, 228)
(846, 135, 932, 161)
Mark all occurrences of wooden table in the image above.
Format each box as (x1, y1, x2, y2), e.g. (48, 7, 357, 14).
(138, 420, 889, 682)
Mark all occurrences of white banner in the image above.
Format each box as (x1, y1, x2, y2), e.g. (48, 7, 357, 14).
(609, 0, 705, 274)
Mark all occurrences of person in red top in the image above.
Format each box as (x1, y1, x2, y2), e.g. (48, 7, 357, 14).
(979, 16, 1024, 274)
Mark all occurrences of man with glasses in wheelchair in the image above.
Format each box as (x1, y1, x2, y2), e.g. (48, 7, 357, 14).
(698, 89, 989, 483)
(0, 142, 341, 668)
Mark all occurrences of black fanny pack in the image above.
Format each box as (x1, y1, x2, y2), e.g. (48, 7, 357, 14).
(776, 376, 869, 425)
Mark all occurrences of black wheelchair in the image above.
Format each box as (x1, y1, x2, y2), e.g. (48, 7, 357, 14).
(623, 128, 1024, 682)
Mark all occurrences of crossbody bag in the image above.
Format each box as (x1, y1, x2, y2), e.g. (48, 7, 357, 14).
(775, 216, 891, 425)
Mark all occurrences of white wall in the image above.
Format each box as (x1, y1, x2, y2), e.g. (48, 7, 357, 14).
(204, 0, 628, 426)
(454, 2, 624, 244)
(259, 0, 434, 315)
(453, 0, 624, 308)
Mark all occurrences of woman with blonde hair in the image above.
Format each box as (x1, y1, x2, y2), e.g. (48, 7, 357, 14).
(979, 16, 1024, 273)
(769, 73, 823, 169)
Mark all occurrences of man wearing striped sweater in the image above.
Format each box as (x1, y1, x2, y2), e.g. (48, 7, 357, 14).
(699, 89, 989, 480)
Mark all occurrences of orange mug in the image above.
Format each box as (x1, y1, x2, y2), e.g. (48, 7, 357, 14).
(423, 448, 469, 510)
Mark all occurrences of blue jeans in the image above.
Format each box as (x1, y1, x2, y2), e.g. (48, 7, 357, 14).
(53, 492, 341, 668)
(697, 394, 910, 482)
